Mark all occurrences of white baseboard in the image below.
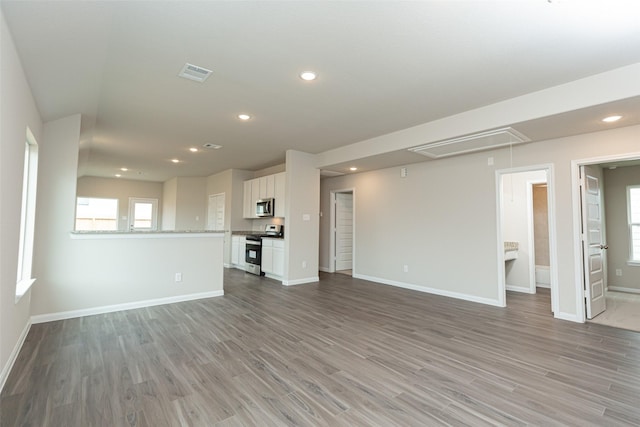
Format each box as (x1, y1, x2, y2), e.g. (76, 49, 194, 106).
(554, 311, 582, 323)
(353, 273, 502, 307)
(282, 276, 319, 286)
(0, 319, 32, 393)
(608, 286, 640, 294)
(318, 266, 330, 273)
(506, 285, 536, 294)
(536, 283, 551, 289)
(224, 263, 231, 268)
(31, 290, 224, 324)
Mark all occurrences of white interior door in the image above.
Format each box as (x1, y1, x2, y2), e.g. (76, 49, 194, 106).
(581, 165, 606, 319)
(335, 192, 353, 271)
(207, 193, 225, 231)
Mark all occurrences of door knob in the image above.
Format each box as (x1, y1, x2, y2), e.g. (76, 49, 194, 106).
(600, 244, 609, 250)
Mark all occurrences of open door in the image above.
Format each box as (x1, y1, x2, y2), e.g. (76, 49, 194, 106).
(581, 165, 607, 319)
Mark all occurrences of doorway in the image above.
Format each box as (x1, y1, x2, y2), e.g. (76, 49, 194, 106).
(329, 189, 355, 275)
(572, 153, 640, 327)
(207, 193, 225, 231)
(496, 165, 558, 313)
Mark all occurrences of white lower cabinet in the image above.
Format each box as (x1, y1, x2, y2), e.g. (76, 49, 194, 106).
(231, 235, 246, 270)
(261, 238, 284, 278)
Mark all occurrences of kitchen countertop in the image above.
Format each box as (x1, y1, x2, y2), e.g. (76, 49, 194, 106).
(72, 230, 225, 234)
(232, 230, 284, 238)
(70, 230, 225, 239)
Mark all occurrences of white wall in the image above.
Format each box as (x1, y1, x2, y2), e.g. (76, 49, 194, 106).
(162, 177, 206, 231)
(162, 177, 178, 230)
(0, 10, 43, 389)
(502, 170, 546, 292)
(77, 176, 164, 231)
(604, 165, 640, 292)
(284, 150, 319, 285)
(29, 114, 224, 317)
(320, 125, 640, 319)
(321, 152, 501, 304)
(33, 233, 223, 319)
(175, 177, 206, 230)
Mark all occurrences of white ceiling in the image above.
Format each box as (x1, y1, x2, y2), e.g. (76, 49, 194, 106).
(2, 1, 640, 181)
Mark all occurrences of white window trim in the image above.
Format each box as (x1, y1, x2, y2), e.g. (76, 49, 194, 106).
(627, 185, 640, 266)
(128, 197, 159, 231)
(16, 128, 39, 302)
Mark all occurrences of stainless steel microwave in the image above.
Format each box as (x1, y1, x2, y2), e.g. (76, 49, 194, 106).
(256, 198, 274, 217)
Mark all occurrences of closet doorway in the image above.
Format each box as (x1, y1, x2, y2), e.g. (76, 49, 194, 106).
(329, 189, 355, 275)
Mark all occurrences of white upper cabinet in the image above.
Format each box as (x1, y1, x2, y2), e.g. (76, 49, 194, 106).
(243, 180, 254, 219)
(265, 174, 275, 199)
(243, 172, 286, 219)
(274, 172, 285, 218)
(251, 179, 260, 207)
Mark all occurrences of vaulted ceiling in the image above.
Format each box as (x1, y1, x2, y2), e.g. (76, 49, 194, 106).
(2, 1, 640, 181)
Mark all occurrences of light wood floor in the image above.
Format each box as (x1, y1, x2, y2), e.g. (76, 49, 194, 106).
(2, 269, 640, 426)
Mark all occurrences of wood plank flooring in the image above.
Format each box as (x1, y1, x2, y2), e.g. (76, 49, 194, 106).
(2, 269, 640, 426)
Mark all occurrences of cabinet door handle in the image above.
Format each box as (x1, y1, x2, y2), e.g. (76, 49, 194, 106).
(600, 244, 609, 250)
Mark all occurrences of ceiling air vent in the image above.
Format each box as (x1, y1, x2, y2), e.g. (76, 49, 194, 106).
(178, 63, 213, 83)
(408, 127, 530, 159)
(202, 143, 222, 149)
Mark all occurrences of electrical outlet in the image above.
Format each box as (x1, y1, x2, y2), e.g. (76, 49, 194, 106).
(175, 273, 182, 282)
(302, 261, 307, 269)
(400, 167, 408, 178)
(403, 264, 409, 273)
(616, 269, 622, 276)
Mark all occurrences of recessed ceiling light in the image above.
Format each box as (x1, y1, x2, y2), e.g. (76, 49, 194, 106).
(609, 166, 618, 170)
(189, 147, 198, 152)
(300, 71, 317, 81)
(115, 174, 122, 178)
(349, 167, 358, 171)
(120, 167, 128, 171)
(602, 115, 622, 123)
(171, 159, 180, 163)
(238, 114, 251, 121)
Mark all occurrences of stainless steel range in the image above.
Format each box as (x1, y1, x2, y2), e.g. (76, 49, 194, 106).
(245, 224, 283, 276)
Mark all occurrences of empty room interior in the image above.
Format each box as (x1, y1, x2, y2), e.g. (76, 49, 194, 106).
(2, 1, 640, 425)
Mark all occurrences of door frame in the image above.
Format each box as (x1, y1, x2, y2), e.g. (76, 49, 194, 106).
(571, 152, 640, 322)
(329, 188, 355, 274)
(496, 164, 559, 313)
(207, 192, 226, 231)
(525, 179, 548, 294)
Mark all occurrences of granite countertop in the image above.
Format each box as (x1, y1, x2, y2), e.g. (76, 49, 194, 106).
(232, 230, 284, 239)
(72, 230, 225, 235)
(231, 230, 259, 236)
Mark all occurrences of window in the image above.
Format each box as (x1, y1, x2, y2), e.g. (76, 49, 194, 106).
(16, 128, 38, 300)
(129, 198, 158, 231)
(75, 197, 119, 231)
(629, 185, 640, 263)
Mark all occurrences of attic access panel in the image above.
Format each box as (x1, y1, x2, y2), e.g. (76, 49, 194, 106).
(408, 127, 530, 158)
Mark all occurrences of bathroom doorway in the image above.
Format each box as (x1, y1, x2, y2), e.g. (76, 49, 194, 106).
(496, 165, 558, 313)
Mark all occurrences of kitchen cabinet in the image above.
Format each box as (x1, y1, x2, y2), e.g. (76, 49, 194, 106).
(243, 181, 253, 219)
(261, 238, 284, 277)
(274, 172, 285, 218)
(251, 179, 260, 210)
(231, 235, 246, 269)
(243, 172, 286, 218)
